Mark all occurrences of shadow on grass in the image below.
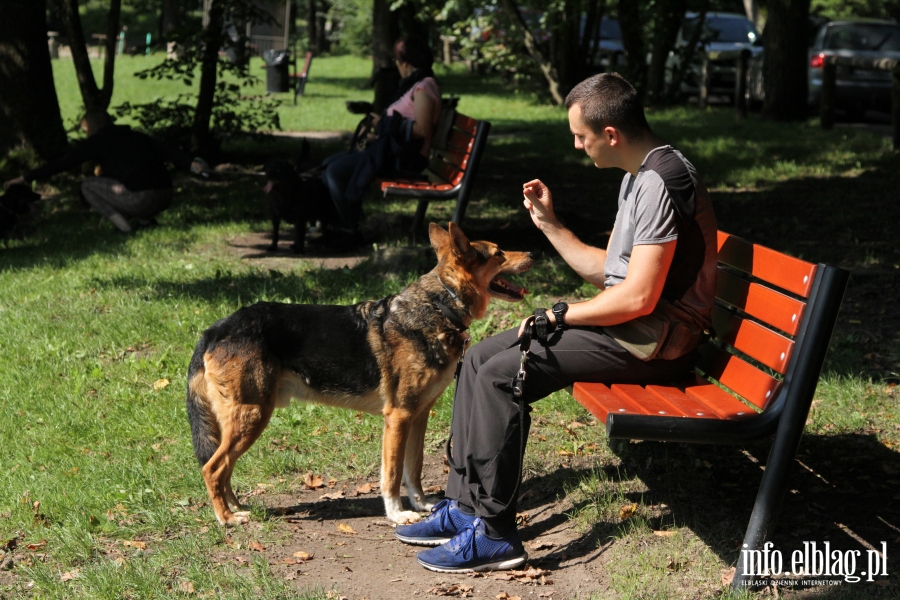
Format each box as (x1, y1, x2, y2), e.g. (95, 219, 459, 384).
(510, 433, 900, 595)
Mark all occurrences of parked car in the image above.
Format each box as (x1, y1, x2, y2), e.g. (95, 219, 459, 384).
(746, 16, 827, 110)
(809, 19, 900, 117)
(748, 18, 900, 118)
(580, 16, 625, 69)
(666, 12, 763, 101)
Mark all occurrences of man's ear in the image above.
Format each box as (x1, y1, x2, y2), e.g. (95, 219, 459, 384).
(447, 222, 472, 257)
(605, 125, 622, 147)
(429, 222, 450, 256)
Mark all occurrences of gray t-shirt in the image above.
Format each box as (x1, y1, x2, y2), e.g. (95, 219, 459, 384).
(604, 145, 718, 331)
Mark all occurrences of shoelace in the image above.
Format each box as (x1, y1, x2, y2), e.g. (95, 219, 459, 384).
(445, 518, 482, 561)
(423, 499, 454, 526)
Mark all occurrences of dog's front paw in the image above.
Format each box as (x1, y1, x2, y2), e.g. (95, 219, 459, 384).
(389, 510, 423, 525)
(219, 510, 251, 527)
(409, 494, 436, 512)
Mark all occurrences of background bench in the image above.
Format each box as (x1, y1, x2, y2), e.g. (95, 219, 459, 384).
(571, 231, 849, 591)
(378, 112, 490, 233)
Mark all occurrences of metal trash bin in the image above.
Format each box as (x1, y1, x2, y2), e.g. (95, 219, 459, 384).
(263, 49, 291, 94)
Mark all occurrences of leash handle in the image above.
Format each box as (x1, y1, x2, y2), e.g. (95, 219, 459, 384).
(513, 316, 535, 399)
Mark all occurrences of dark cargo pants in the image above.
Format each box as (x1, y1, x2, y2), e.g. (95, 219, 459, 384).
(444, 325, 696, 534)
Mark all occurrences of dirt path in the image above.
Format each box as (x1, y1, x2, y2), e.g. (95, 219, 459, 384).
(213, 454, 612, 600)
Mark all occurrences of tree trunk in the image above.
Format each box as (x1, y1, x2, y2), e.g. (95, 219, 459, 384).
(617, 0, 647, 92)
(191, 0, 225, 155)
(316, 0, 331, 53)
(763, 0, 810, 120)
(371, 0, 399, 114)
(160, 0, 181, 41)
(742, 0, 761, 30)
(59, 0, 121, 112)
(307, 0, 318, 52)
(498, 0, 565, 105)
(645, 0, 688, 105)
(0, 0, 69, 159)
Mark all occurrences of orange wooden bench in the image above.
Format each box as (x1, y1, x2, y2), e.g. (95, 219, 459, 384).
(378, 112, 490, 233)
(571, 231, 849, 591)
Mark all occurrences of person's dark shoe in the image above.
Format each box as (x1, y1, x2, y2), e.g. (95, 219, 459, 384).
(416, 518, 528, 573)
(394, 500, 477, 546)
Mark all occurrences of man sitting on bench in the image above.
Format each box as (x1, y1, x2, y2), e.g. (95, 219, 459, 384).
(393, 73, 719, 573)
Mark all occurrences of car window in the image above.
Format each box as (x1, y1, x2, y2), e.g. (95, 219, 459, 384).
(600, 19, 621, 40)
(824, 24, 900, 51)
(683, 16, 759, 45)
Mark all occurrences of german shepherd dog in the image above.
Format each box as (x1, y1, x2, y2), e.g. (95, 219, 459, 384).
(263, 156, 335, 254)
(187, 223, 533, 525)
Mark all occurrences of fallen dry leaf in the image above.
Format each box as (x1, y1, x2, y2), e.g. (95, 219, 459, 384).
(557, 449, 575, 457)
(667, 558, 688, 571)
(122, 540, 147, 550)
(153, 378, 170, 391)
(653, 530, 675, 537)
(249, 541, 265, 552)
(292, 550, 314, 561)
(429, 583, 474, 597)
(337, 523, 356, 534)
(721, 566, 736, 586)
(327, 478, 337, 488)
(495, 593, 522, 600)
(303, 472, 325, 489)
(320, 491, 345, 500)
(179, 580, 195, 594)
(25, 541, 47, 551)
(528, 540, 555, 550)
(619, 503, 638, 519)
(356, 483, 374, 494)
(60, 569, 79, 582)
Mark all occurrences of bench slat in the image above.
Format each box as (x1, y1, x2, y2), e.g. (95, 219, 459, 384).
(380, 181, 455, 192)
(716, 268, 807, 336)
(611, 384, 687, 417)
(717, 231, 817, 298)
(453, 112, 479, 133)
(435, 146, 470, 171)
(696, 345, 782, 409)
(685, 380, 758, 419)
(446, 129, 475, 154)
(571, 383, 648, 423)
(711, 306, 795, 374)
(645, 385, 721, 419)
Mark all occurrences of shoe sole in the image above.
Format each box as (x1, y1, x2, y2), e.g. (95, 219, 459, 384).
(394, 533, 451, 546)
(417, 553, 528, 573)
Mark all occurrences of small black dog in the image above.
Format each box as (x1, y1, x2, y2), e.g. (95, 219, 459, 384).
(263, 157, 335, 254)
(1, 184, 39, 247)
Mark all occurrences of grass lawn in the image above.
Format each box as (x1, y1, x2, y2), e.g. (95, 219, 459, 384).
(2, 54, 899, 599)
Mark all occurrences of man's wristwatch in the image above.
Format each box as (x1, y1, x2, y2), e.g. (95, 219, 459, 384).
(552, 301, 569, 330)
(533, 308, 551, 341)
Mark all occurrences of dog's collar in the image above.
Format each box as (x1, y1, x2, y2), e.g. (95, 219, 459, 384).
(431, 274, 469, 332)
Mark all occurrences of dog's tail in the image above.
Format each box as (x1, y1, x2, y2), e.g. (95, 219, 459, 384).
(186, 333, 220, 467)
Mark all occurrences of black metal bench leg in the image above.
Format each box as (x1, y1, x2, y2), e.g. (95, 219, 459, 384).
(451, 193, 468, 226)
(411, 199, 429, 234)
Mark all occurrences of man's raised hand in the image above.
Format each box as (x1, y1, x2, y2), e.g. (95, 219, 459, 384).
(522, 179, 559, 230)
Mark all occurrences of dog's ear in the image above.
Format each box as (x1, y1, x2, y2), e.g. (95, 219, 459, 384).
(447, 222, 473, 257)
(429, 222, 450, 256)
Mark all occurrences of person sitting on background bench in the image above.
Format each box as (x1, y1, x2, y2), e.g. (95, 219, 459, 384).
(393, 73, 719, 573)
(3, 109, 206, 233)
(320, 36, 441, 250)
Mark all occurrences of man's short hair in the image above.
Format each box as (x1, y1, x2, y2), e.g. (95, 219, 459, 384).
(395, 37, 434, 70)
(565, 73, 650, 138)
(81, 108, 112, 136)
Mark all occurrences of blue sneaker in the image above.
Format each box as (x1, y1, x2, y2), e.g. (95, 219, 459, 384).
(416, 518, 528, 573)
(394, 499, 477, 546)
